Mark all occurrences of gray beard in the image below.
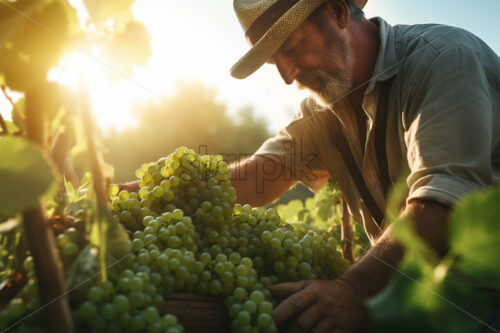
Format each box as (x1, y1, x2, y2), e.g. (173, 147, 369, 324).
(296, 68, 353, 108)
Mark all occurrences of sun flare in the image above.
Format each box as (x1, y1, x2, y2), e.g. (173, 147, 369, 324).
(48, 48, 145, 131)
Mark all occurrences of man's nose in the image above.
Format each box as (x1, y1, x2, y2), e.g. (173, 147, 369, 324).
(275, 56, 299, 85)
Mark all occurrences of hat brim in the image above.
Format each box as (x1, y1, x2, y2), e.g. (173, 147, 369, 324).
(230, 0, 368, 79)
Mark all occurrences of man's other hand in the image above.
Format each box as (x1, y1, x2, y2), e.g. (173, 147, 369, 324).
(117, 180, 140, 193)
(269, 278, 367, 332)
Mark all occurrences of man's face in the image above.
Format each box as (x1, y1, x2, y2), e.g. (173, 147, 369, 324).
(269, 12, 354, 107)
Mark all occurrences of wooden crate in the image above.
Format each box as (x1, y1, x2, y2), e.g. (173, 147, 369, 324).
(161, 293, 231, 332)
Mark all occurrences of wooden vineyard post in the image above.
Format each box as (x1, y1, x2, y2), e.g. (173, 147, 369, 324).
(22, 87, 73, 332)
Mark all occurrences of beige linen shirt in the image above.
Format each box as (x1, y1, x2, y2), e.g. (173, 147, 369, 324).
(255, 17, 500, 243)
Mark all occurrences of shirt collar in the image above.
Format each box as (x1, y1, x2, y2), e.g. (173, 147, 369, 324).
(364, 17, 400, 95)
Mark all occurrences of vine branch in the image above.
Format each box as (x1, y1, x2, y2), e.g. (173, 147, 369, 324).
(341, 197, 354, 263)
(79, 83, 108, 282)
(23, 86, 73, 332)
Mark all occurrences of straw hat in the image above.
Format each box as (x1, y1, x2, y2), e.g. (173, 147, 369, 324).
(230, 0, 367, 79)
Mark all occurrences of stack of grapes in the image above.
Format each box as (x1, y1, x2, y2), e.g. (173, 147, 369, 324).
(0, 147, 350, 333)
(108, 147, 350, 332)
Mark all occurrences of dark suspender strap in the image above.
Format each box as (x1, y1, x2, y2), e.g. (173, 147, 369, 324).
(332, 79, 393, 228)
(334, 132, 385, 226)
(375, 79, 393, 197)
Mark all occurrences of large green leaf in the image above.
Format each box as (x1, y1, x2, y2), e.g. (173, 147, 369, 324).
(368, 256, 491, 333)
(391, 217, 440, 266)
(448, 186, 500, 289)
(0, 136, 56, 215)
(0, 0, 72, 91)
(83, 0, 135, 26)
(102, 20, 151, 80)
(89, 204, 131, 281)
(276, 199, 303, 221)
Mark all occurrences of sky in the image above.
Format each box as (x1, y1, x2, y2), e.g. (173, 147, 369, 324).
(1, 0, 499, 134)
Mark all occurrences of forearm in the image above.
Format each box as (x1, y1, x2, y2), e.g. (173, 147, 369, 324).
(230, 155, 297, 207)
(341, 199, 451, 298)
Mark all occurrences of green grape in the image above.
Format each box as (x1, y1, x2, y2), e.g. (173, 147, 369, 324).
(88, 285, 104, 303)
(130, 313, 147, 331)
(270, 238, 281, 249)
(236, 310, 251, 325)
(143, 306, 159, 323)
(259, 301, 273, 315)
(7, 298, 25, 319)
(258, 313, 273, 328)
(100, 303, 116, 320)
(260, 231, 272, 244)
(23, 256, 34, 272)
(172, 209, 184, 220)
(56, 233, 69, 248)
(89, 313, 107, 331)
(233, 287, 247, 302)
(249, 290, 265, 304)
(240, 257, 252, 268)
(243, 300, 257, 314)
(235, 265, 248, 277)
(79, 300, 97, 319)
(113, 294, 130, 313)
(119, 190, 130, 201)
(229, 303, 243, 318)
(208, 280, 222, 295)
(130, 276, 144, 292)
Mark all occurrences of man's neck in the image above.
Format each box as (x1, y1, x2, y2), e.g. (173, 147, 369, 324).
(347, 17, 380, 147)
(350, 18, 381, 107)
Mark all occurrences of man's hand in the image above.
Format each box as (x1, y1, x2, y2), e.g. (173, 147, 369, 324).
(269, 278, 368, 332)
(117, 180, 140, 193)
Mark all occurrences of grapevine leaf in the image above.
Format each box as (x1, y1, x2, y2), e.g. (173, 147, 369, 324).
(276, 199, 303, 221)
(368, 256, 491, 332)
(64, 177, 77, 200)
(391, 217, 440, 266)
(0, 1, 71, 91)
(11, 98, 25, 132)
(0, 136, 57, 215)
(1, 121, 19, 135)
(83, 0, 135, 26)
(89, 204, 130, 280)
(297, 208, 311, 223)
(102, 20, 152, 79)
(67, 245, 98, 292)
(448, 186, 500, 289)
(305, 197, 315, 211)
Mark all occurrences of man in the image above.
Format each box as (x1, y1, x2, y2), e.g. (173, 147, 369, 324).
(229, 0, 500, 331)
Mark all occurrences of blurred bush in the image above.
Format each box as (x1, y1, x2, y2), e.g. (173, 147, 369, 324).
(103, 82, 271, 183)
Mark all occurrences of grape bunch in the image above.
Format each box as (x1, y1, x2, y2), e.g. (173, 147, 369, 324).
(2, 147, 350, 332)
(110, 146, 236, 232)
(107, 147, 350, 332)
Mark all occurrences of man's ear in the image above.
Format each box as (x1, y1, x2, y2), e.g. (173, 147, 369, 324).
(324, 0, 350, 29)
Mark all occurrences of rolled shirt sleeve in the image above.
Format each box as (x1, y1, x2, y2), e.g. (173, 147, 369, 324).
(255, 98, 331, 192)
(404, 45, 495, 205)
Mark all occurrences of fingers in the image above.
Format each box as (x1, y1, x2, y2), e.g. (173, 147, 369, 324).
(268, 280, 309, 298)
(117, 180, 140, 193)
(272, 285, 316, 327)
(286, 302, 324, 333)
(312, 318, 337, 333)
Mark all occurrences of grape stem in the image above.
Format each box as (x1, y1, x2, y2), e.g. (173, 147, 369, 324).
(22, 86, 73, 332)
